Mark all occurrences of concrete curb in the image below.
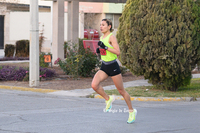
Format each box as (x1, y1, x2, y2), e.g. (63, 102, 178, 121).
(0, 85, 199, 102)
(94, 94, 199, 102)
(0, 85, 58, 93)
(1, 73, 200, 102)
(0, 60, 29, 63)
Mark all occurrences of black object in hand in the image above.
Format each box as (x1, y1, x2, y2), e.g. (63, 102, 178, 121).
(98, 41, 108, 50)
(96, 47, 100, 54)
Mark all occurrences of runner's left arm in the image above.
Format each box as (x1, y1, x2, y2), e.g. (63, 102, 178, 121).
(107, 35, 120, 56)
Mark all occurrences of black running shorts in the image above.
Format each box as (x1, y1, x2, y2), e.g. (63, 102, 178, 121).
(100, 60, 121, 76)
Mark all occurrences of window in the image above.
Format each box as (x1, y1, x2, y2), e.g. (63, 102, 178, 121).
(105, 14, 113, 22)
(114, 14, 121, 29)
(105, 14, 121, 29)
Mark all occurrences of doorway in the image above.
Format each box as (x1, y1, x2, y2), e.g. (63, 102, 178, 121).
(0, 15, 4, 49)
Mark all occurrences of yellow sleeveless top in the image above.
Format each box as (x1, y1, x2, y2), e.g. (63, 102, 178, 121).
(100, 33, 117, 62)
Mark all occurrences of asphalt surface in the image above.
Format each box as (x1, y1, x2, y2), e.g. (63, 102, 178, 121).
(0, 89, 200, 133)
(1, 59, 200, 132)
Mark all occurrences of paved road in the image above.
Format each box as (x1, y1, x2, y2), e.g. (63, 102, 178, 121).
(0, 89, 200, 133)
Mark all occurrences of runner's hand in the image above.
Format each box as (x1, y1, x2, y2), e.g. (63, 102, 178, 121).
(98, 41, 108, 50)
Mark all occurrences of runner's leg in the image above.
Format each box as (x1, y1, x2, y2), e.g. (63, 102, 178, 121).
(111, 74, 133, 111)
(91, 70, 109, 100)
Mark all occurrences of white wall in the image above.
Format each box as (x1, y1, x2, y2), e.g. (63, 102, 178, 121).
(9, 11, 52, 52)
(9, 12, 53, 40)
(17, 0, 52, 6)
(79, 12, 84, 39)
(10, 12, 30, 41)
(39, 12, 53, 52)
(9, 11, 84, 53)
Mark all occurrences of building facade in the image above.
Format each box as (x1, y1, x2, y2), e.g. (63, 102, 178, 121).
(0, 0, 125, 54)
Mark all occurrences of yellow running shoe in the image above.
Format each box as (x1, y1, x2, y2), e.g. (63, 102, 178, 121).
(105, 95, 115, 112)
(127, 109, 137, 124)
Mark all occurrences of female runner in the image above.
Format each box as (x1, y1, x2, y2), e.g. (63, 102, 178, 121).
(91, 19, 137, 124)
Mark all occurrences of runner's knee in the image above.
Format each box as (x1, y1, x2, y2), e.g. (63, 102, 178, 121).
(91, 82, 99, 91)
(118, 89, 126, 96)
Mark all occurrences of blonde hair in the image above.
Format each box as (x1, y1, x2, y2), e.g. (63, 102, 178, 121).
(102, 19, 114, 32)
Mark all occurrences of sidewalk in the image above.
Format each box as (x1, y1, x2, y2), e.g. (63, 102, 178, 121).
(48, 74, 200, 102)
(48, 79, 152, 97)
(1, 60, 200, 101)
(1, 73, 200, 102)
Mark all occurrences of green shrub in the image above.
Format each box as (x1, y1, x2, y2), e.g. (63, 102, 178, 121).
(64, 41, 67, 58)
(4, 44, 15, 57)
(117, 0, 200, 91)
(15, 40, 29, 57)
(56, 39, 99, 78)
(40, 52, 51, 68)
(78, 38, 101, 76)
